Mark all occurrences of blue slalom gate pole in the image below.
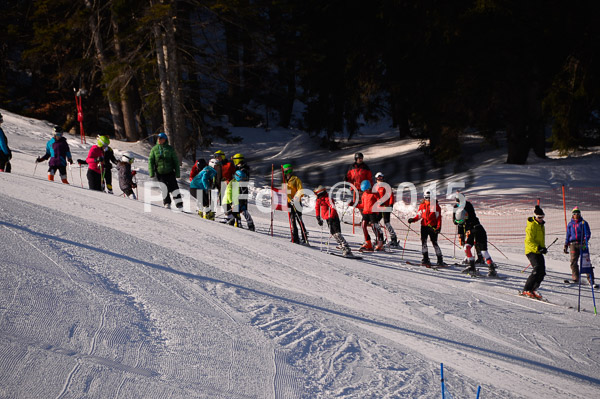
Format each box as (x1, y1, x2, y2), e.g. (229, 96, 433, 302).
(441, 363, 445, 399)
(476, 386, 481, 398)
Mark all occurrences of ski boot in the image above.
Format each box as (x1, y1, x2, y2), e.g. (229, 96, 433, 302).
(342, 246, 354, 257)
(475, 255, 485, 265)
(389, 236, 400, 248)
(359, 240, 374, 252)
(164, 203, 172, 209)
(436, 255, 444, 267)
(248, 223, 255, 232)
(375, 240, 384, 251)
(421, 255, 431, 267)
(461, 260, 476, 275)
(487, 262, 497, 277)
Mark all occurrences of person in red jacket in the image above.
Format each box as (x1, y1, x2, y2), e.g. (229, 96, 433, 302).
(314, 186, 353, 257)
(345, 152, 372, 199)
(189, 158, 207, 181)
(408, 191, 444, 266)
(374, 172, 399, 248)
(357, 180, 384, 252)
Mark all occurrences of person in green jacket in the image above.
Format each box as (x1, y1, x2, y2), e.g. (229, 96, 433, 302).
(222, 170, 255, 231)
(148, 132, 183, 209)
(523, 205, 547, 299)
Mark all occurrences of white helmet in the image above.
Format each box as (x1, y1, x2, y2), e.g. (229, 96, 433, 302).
(121, 152, 134, 163)
(375, 172, 384, 180)
(208, 158, 221, 168)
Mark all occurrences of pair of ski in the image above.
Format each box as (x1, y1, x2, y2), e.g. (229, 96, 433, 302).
(405, 261, 451, 270)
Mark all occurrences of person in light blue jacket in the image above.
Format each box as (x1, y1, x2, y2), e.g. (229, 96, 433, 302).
(190, 158, 219, 219)
(0, 112, 12, 172)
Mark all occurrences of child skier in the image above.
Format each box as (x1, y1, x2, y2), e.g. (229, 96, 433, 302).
(101, 141, 118, 194)
(523, 205, 547, 299)
(408, 191, 443, 266)
(314, 185, 353, 257)
(283, 163, 308, 244)
(357, 180, 384, 252)
(223, 170, 255, 231)
(453, 203, 497, 276)
(190, 158, 219, 219)
(374, 172, 399, 248)
(116, 152, 137, 199)
(36, 126, 73, 184)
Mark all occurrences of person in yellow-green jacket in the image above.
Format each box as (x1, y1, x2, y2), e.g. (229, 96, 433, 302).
(522, 205, 547, 299)
(148, 132, 183, 209)
(223, 169, 255, 231)
(283, 163, 308, 244)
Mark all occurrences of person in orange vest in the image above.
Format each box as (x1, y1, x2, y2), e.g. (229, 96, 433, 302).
(357, 180, 384, 252)
(408, 191, 443, 266)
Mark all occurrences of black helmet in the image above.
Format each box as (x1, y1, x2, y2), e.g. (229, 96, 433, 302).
(354, 152, 364, 160)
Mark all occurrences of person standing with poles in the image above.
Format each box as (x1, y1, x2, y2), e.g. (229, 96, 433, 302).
(522, 205, 548, 299)
(148, 132, 183, 210)
(283, 163, 308, 244)
(373, 172, 400, 248)
(564, 206, 593, 284)
(0, 112, 12, 173)
(85, 135, 108, 191)
(36, 126, 73, 184)
(345, 152, 373, 230)
(408, 191, 443, 266)
(314, 185, 353, 257)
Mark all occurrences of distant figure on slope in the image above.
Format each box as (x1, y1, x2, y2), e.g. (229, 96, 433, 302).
(453, 199, 497, 276)
(36, 126, 73, 184)
(148, 132, 183, 210)
(522, 206, 547, 299)
(408, 191, 443, 266)
(373, 172, 399, 248)
(357, 180, 384, 252)
(0, 112, 12, 173)
(314, 185, 353, 257)
(283, 163, 308, 244)
(85, 135, 109, 191)
(223, 169, 255, 231)
(564, 206, 593, 284)
(190, 158, 219, 219)
(116, 152, 137, 199)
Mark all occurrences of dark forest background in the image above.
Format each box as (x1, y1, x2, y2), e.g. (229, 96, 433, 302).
(1, 0, 600, 164)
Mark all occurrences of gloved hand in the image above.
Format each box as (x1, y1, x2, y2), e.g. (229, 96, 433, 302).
(68, 158, 73, 165)
(408, 218, 415, 224)
(539, 246, 548, 255)
(433, 226, 440, 234)
(131, 183, 137, 189)
(316, 217, 323, 226)
(95, 156, 104, 162)
(35, 157, 42, 163)
(563, 244, 569, 254)
(131, 170, 137, 176)
(77, 159, 86, 165)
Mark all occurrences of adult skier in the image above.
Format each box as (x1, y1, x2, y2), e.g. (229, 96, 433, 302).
(85, 135, 110, 191)
(345, 152, 372, 197)
(523, 205, 547, 299)
(148, 132, 183, 209)
(357, 180, 385, 252)
(314, 185, 353, 257)
(374, 172, 399, 248)
(564, 206, 592, 283)
(453, 202, 497, 276)
(283, 163, 308, 244)
(408, 191, 443, 266)
(0, 112, 12, 172)
(36, 126, 73, 184)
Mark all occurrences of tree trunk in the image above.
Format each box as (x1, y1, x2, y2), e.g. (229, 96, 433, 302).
(83, 0, 125, 139)
(506, 121, 530, 165)
(153, 24, 174, 140)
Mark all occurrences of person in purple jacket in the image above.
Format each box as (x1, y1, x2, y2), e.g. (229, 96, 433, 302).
(563, 206, 592, 283)
(36, 126, 73, 184)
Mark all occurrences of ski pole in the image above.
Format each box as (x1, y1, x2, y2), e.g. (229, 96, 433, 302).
(392, 211, 420, 237)
(401, 225, 410, 260)
(79, 165, 83, 188)
(320, 223, 324, 251)
(437, 230, 461, 249)
(487, 239, 509, 260)
(33, 161, 38, 176)
(521, 238, 558, 272)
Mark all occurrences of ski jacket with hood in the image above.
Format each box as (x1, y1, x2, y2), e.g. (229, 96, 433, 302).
(148, 142, 180, 178)
(357, 190, 380, 215)
(86, 145, 105, 174)
(315, 195, 339, 221)
(412, 200, 442, 230)
(345, 162, 372, 191)
(190, 165, 217, 190)
(41, 136, 72, 168)
(525, 217, 546, 255)
(565, 217, 591, 245)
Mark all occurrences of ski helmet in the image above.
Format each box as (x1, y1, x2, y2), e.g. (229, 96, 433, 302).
(121, 152, 134, 164)
(232, 153, 244, 165)
(354, 152, 364, 160)
(454, 208, 467, 224)
(314, 185, 327, 197)
(572, 206, 581, 215)
(360, 180, 371, 191)
(424, 191, 431, 200)
(97, 135, 110, 147)
(234, 169, 247, 181)
(208, 158, 220, 168)
(157, 132, 168, 140)
(53, 126, 63, 136)
(375, 172, 384, 180)
(282, 164, 293, 175)
(214, 150, 225, 160)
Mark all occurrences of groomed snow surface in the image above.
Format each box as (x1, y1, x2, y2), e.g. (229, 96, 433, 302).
(1, 109, 600, 398)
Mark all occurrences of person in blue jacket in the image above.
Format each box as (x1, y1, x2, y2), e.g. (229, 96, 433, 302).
(190, 158, 219, 219)
(0, 112, 12, 173)
(36, 126, 73, 183)
(564, 206, 592, 283)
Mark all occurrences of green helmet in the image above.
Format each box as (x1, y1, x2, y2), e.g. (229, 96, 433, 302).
(282, 164, 293, 175)
(97, 135, 110, 147)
